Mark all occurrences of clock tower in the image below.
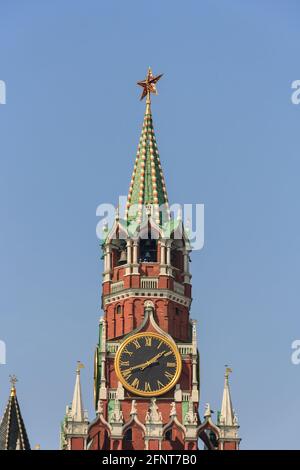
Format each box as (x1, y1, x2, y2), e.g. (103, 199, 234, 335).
(91, 68, 202, 451)
(61, 68, 241, 451)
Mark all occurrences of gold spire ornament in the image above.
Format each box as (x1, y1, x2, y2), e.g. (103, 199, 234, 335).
(76, 361, 84, 373)
(137, 67, 163, 113)
(9, 374, 18, 397)
(224, 365, 233, 379)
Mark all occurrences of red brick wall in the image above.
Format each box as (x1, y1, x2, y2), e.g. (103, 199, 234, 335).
(223, 441, 238, 450)
(106, 297, 189, 341)
(70, 437, 84, 450)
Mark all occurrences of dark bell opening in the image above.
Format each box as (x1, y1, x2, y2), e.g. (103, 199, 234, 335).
(139, 238, 157, 262)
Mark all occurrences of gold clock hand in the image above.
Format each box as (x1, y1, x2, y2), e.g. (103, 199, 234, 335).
(122, 360, 152, 374)
(139, 351, 166, 370)
(121, 351, 167, 374)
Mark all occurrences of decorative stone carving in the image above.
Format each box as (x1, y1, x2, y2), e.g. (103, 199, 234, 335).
(97, 399, 104, 416)
(204, 403, 212, 418)
(170, 401, 177, 417)
(130, 399, 137, 416)
(184, 398, 198, 425)
(144, 300, 155, 312)
(110, 399, 123, 424)
(233, 410, 238, 426)
(145, 398, 162, 424)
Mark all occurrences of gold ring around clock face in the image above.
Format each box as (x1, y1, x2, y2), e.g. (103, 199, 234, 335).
(115, 332, 182, 397)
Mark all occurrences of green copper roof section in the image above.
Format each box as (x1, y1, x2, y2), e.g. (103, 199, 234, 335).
(126, 105, 169, 224)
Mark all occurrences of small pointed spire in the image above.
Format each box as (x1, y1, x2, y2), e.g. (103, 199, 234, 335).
(219, 366, 234, 426)
(70, 362, 84, 422)
(0, 376, 31, 450)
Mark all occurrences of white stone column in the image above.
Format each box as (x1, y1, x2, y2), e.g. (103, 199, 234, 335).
(99, 318, 107, 400)
(131, 240, 139, 275)
(183, 248, 192, 284)
(103, 247, 107, 271)
(166, 243, 171, 266)
(107, 244, 112, 271)
(128, 239, 132, 264)
(133, 240, 138, 263)
(183, 249, 189, 273)
(166, 242, 173, 276)
(191, 320, 199, 402)
(161, 241, 166, 265)
(103, 243, 111, 282)
(160, 240, 167, 275)
(125, 239, 132, 275)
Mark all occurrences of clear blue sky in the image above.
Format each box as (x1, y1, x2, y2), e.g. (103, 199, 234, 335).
(0, 0, 300, 450)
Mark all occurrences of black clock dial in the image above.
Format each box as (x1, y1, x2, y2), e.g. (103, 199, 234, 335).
(115, 333, 181, 396)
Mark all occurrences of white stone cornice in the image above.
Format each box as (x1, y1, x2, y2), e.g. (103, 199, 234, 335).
(103, 287, 191, 308)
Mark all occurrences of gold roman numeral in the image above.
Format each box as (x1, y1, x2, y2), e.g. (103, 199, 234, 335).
(145, 337, 152, 347)
(132, 339, 141, 349)
(131, 378, 140, 389)
(123, 348, 133, 356)
(120, 360, 130, 366)
(164, 351, 173, 357)
(157, 380, 164, 389)
(123, 370, 132, 379)
(164, 371, 174, 380)
(145, 382, 151, 392)
(157, 341, 163, 349)
(167, 362, 176, 368)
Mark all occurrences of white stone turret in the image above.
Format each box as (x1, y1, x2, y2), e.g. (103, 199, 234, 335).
(217, 367, 241, 450)
(61, 363, 89, 450)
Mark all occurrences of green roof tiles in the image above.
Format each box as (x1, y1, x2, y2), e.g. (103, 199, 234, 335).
(126, 107, 169, 225)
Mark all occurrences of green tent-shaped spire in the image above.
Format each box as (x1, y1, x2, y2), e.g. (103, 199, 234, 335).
(126, 68, 169, 226)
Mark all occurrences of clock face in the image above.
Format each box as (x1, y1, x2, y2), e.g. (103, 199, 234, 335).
(115, 332, 182, 397)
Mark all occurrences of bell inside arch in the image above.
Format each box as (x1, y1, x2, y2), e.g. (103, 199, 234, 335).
(118, 249, 127, 265)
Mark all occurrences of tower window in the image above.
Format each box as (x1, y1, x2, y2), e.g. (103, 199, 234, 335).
(139, 238, 157, 262)
(209, 430, 218, 448)
(165, 430, 172, 441)
(117, 243, 127, 266)
(116, 305, 122, 315)
(124, 428, 132, 441)
(175, 308, 180, 316)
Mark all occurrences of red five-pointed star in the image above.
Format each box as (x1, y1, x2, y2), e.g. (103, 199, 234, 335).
(137, 67, 163, 101)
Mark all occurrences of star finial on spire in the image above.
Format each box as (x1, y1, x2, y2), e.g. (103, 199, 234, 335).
(76, 361, 84, 374)
(224, 365, 232, 380)
(137, 67, 163, 111)
(9, 374, 18, 396)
